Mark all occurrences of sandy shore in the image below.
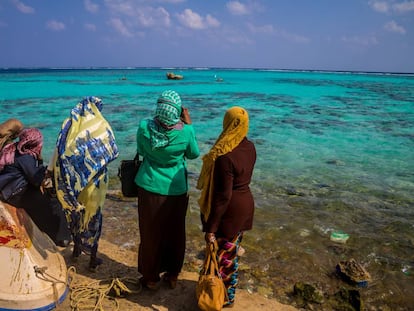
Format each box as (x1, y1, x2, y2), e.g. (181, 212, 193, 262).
(55, 238, 298, 311)
(52, 190, 299, 311)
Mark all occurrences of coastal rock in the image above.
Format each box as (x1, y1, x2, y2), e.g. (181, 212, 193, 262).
(326, 159, 345, 166)
(286, 186, 298, 195)
(293, 282, 324, 306)
(336, 258, 371, 287)
(166, 72, 183, 80)
(257, 285, 274, 298)
(331, 288, 363, 311)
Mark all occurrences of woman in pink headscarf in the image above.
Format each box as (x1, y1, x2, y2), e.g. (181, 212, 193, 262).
(0, 124, 70, 246)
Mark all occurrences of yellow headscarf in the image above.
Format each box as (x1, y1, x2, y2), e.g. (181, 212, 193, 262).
(197, 106, 249, 221)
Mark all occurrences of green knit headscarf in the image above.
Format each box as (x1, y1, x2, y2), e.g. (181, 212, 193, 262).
(149, 90, 183, 149)
(155, 90, 182, 126)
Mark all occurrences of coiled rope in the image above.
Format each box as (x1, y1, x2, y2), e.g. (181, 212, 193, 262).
(34, 265, 142, 311)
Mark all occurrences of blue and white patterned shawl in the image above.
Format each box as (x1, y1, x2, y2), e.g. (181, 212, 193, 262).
(53, 96, 119, 230)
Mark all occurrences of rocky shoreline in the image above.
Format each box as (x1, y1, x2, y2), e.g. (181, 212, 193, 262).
(59, 190, 366, 311)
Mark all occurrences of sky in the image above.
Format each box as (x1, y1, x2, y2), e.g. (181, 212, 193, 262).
(0, 0, 413, 73)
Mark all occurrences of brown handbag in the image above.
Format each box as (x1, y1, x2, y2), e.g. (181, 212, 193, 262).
(196, 241, 228, 311)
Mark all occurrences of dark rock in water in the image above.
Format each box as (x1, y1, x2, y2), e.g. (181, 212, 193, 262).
(316, 183, 330, 188)
(293, 282, 324, 306)
(327, 244, 347, 256)
(286, 186, 298, 195)
(331, 288, 363, 311)
(326, 159, 345, 166)
(253, 138, 266, 145)
(336, 258, 371, 288)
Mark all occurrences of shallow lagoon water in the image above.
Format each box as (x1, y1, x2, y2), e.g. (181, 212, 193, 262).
(1, 68, 413, 309)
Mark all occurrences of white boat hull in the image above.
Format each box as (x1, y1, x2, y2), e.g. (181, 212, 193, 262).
(0, 202, 68, 311)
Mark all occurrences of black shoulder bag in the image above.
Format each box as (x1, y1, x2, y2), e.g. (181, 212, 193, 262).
(118, 153, 141, 197)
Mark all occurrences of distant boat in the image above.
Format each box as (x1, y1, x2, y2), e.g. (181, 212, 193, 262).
(0, 201, 68, 311)
(166, 72, 183, 80)
(214, 74, 224, 82)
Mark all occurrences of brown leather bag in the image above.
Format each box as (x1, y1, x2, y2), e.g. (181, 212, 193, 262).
(196, 241, 228, 311)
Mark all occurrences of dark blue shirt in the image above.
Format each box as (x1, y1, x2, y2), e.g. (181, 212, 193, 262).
(0, 152, 45, 201)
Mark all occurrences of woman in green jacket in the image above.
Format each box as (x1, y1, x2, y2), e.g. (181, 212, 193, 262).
(135, 90, 200, 290)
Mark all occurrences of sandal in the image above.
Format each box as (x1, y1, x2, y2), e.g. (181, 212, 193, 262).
(162, 273, 178, 289)
(139, 278, 160, 291)
(88, 257, 103, 272)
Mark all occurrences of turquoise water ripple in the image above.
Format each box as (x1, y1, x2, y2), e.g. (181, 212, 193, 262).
(1, 68, 413, 309)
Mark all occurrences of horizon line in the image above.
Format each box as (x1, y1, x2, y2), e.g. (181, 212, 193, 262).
(0, 66, 413, 76)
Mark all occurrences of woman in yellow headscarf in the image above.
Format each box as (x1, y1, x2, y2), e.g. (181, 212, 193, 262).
(197, 106, 256, 308)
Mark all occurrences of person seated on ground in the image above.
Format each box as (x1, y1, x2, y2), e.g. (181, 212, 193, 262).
(0, 120, 71, 246)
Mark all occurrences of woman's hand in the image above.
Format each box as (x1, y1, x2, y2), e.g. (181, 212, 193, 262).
(40, 170, 53, 194)
(205, 232, 216, 243)
(181, 107, 192, 124)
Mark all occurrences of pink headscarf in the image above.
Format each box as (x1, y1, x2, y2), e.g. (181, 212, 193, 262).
(0, 128, 43, 171)
(17, 128, 43, 158)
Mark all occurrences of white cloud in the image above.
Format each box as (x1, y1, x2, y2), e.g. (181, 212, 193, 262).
(227, 1, 249, 15)
(177, 9, 219, 30)
(248, 23, 274, 34)
(84, 23, 97, 31)
(227, 33, 253, 45)
(108, 18, 133, 37)
(84, 0, 99, 13)
(156, 0, 185, 3)
(369, 0, 414, 13)
(278, 30, 309, 43)
(369, 1, 389, 13)
(104, 1, 171, 28)
(104, 0, 136, 17)
(205, 14, 220, 28)
(393, 1, 414, 13)
(177, 9, 203, 29)
(137, 7, 170, 28)
(341, 35, 378, 46)
(384, 20, 406, 34)
(12, 0, 34, 14)
(247, 23, 310, 43)
(46, 20, 65, 31)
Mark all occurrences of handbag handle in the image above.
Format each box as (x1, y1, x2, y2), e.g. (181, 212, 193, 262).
(201, 241, 221, 277)
(202, 241, 230, 302)
(134, 152, 140, 163)
(209, 242, 220, 276)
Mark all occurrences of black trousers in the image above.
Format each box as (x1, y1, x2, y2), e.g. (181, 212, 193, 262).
(137, 187, 188, 283)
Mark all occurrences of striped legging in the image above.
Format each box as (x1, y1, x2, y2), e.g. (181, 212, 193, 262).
(217, 232, 243, 306)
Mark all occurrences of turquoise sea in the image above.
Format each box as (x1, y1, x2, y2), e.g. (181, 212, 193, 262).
(1, 68, 413, 310)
